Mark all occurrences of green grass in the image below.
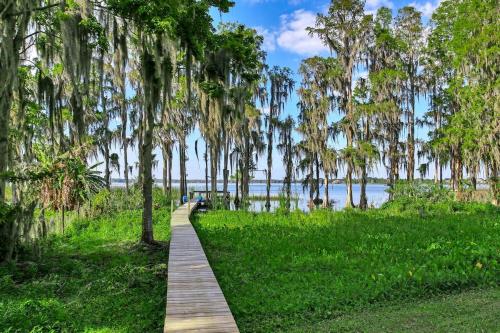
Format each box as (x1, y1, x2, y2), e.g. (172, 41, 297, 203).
(192, 205, 500, 332)
(289, 288, 500, 333)
(0, 208, 171, 333)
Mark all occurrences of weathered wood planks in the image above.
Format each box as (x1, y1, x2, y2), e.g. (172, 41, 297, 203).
(164, 202, 239, 333)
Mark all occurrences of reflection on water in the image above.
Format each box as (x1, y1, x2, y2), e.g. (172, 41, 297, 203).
(229, 183, 388, 212)
(113, 181, 389, 212)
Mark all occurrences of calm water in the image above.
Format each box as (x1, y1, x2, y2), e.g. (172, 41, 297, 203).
(113, 181, 389, 211)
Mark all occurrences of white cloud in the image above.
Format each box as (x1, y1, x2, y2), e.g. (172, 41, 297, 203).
(364, 0, 393, 16)
(366, 0, 393, 8)
(276, 9, 329, 56)
(409, 1, 441, 17)
(255, 26, 277, 52)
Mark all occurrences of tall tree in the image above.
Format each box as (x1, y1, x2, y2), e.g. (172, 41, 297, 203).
(366, 7, 405, 195)
(394, 6, 423, 181)
(277, 116, 295, 211)
(265, 66, 294, 211)
(0, 1, 38, 202)
(309, 0, 371, 208)
(112, 18, 130, 192)
(298, 56, 338, 208)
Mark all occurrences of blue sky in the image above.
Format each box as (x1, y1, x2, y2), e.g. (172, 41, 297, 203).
(100, 0, 444, 181)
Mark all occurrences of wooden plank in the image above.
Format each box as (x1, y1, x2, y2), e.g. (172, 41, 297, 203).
(164, 202, 239, 333)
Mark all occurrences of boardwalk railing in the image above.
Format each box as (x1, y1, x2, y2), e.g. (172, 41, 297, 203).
(164, 202, 239, 333)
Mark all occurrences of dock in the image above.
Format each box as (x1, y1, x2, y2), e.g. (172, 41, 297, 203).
(164, 202, 239, 332)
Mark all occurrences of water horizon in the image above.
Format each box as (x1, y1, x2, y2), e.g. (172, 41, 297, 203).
(112, 180, 389, 211)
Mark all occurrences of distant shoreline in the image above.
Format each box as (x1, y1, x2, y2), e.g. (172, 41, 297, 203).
(110, 178, 462, 185)
(111, 178, 490, 186)
(111, 178, 389, 184)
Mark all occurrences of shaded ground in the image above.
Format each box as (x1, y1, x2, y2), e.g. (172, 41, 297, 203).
(0, 209, 171, 333)
(289, 288, 500, 333)
(193, 206, 500, 332)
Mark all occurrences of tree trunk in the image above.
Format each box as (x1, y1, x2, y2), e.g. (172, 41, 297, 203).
(137, 109, 144, 186)
(223, 134, 229, 207)
(434, 110, 441, 185)
(346, 165, 354, 208)
(234, 151, 240, 208)
(104, 143, 110, 189)
(345, 78, 355, 208)
(162, 144, 169, 194)
(140, 48, 155, 244)
(265, 117, 274, 212)
(471, 175, 477, 191)
(439, 163, 443, 185)
(205, 141, 209, 199)
(179, 137, 187, 202)
(0, 94, 10, 203)
(456, 152, 463, 191)
(168, 148, 172, 197)
(490, 163, 499, 206)
(345, 125, 355, 207)
(360, 118, 370, 210)
(434, 156, 439, 184)
(388, 142, 396, 199)
(451, 151, 456, 191)
(241, 136, 251, 203)
(210, 145, 217, 203)
(360, 165, 368, 210)
(123, 124, 129, 193)
(323, 172, 329, 208)
(285, 131, 292, 210)
(407, 75, 416, 181)
(315, 154, 320, 203)
(141, 100, 154, 243)
(0, 15, 22, 203)
(309, 159, 314, 208)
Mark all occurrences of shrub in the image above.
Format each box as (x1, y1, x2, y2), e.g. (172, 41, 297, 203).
(91, 188, 111, 214)
(86, 186, 177, 217)
(383, 181, 454, 214)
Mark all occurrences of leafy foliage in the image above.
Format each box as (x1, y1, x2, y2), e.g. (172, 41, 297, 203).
(0, 208, 172, 332)
(89, 186, 178, 217)
(193, 206, 500, 332)
(382, 181, 454, 213)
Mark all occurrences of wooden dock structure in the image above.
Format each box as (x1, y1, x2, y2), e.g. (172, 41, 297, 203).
(164, 202, 239, 333)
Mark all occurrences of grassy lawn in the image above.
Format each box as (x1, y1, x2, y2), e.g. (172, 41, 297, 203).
(0, 209, 171, 333)
(289, 288, 500, 333)
(192, 206, 500, 332)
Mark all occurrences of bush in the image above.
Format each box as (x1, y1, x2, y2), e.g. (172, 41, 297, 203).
(86, 186, 177, 217)
(382, 181, 454, 214)
(91, 188, 111, 214)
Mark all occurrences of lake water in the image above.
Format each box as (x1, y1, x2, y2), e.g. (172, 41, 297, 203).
(113, 181, 389, 211)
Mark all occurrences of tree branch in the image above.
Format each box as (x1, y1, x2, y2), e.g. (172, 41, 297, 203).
(6, 2, 61, 18)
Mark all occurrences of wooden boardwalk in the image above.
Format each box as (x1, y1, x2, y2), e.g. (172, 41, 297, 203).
(164, 202, 239, 333)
